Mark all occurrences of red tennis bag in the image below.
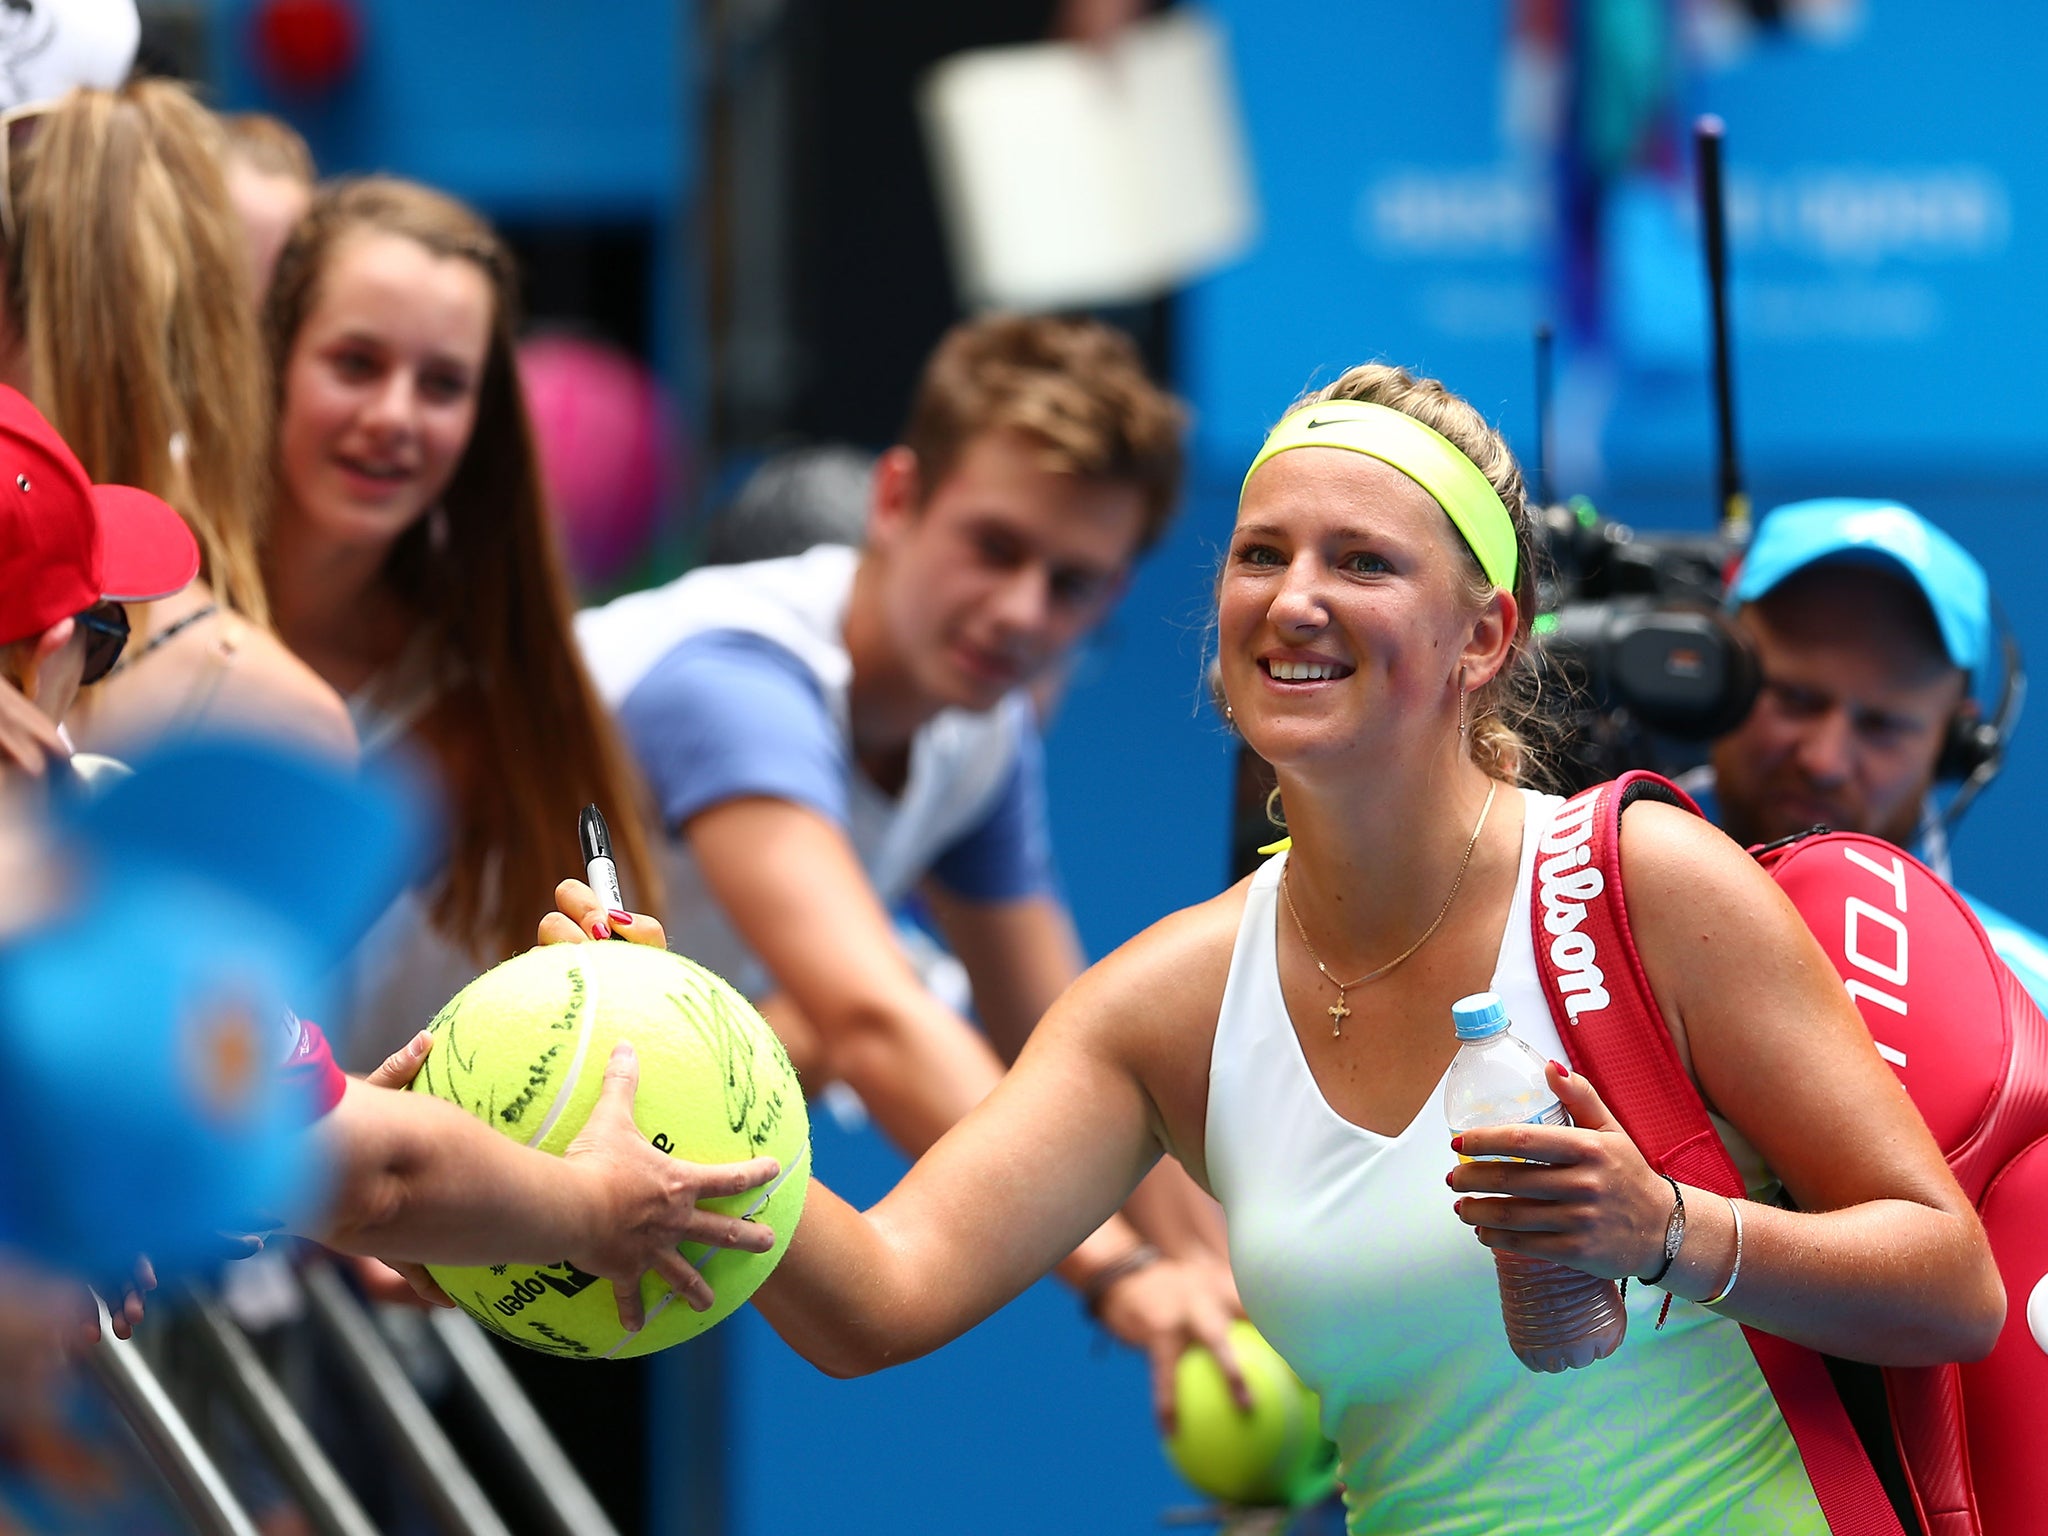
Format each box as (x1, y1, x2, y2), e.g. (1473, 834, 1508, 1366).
(1528, 772, 2048, 1536)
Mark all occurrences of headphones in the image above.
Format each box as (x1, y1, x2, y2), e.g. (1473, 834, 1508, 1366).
(1935, 609, 2028, 831)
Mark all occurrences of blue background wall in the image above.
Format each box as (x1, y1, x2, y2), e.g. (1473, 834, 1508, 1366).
(203, 2, 2048, 1529)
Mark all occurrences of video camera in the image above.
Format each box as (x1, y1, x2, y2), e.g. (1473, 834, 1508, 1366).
(1531, 497, 1758, 794)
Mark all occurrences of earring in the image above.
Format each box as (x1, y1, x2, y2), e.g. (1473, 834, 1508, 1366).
(1224, 702, 1235, 725)
(427, 504, 451, 556)
(1456, 672, 1468, 737)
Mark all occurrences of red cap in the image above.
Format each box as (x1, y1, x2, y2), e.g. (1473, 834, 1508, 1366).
(0, 386, 199, 648)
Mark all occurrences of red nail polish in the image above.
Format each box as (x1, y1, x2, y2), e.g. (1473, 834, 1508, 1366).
(1550, 1059, 1571, 1078)
(1444, 1170, 1456, 1188)
(609, 909, 635, 926)
(590, 918, 612, 940)
(1450, 1135, 1465, 1153)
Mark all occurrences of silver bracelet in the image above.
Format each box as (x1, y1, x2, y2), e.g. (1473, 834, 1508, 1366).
(1701, 1195, 1745, 1307)
(1639, 1175, 1686, 1286)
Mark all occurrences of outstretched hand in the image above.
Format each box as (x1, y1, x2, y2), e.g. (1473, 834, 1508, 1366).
(1447, 1061, 1672, 1281)
(352, 1031, 781, 1327)
(1095, 1253, 1249, 1435)
(561, 1041, 782, 1332)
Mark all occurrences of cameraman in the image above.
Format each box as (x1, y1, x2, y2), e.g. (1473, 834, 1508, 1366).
(1683, 498, 2048, 1004)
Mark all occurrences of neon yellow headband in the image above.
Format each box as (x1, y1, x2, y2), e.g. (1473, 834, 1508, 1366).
(1240, 401, 1519, 591)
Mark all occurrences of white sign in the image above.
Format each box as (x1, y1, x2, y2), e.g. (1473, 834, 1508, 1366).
(920, 8, 1258, 311)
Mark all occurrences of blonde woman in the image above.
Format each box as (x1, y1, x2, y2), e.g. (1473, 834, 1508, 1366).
(574, 364, 2001, 1534)
(0, 80, 352, 759)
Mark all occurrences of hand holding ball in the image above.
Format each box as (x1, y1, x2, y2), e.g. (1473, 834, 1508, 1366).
(1165, 1321, 1336, 1507)
(549, 1036, 778, 1329)
(408, 941, 810, 1358)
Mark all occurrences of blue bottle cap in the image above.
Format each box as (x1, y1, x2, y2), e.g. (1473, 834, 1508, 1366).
(1451, 991, 1509, 1040)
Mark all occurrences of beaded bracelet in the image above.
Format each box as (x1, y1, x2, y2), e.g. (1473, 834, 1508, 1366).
(1701, 1196, 1745, 1307)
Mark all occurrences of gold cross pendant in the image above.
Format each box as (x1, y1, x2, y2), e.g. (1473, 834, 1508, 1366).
(1328, 999, 1349, 1037)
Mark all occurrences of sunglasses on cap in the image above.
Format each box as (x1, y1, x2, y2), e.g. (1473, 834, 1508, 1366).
(76, 601, 128, 687)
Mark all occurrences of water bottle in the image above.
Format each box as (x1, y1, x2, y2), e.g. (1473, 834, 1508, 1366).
(1444, 991, 1627, 1373)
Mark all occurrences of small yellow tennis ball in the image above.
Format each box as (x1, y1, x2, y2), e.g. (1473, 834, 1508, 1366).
(407, 941, 809, 1360)
(1164, 1321, 1335, 1507)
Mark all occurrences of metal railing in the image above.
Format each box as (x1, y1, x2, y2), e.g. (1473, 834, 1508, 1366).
(63, 1257, 626, 1536)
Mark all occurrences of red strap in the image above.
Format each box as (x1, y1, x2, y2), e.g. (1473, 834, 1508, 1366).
(1529, 774, 1905, 1536)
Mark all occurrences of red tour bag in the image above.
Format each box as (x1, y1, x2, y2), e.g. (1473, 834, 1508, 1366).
(1528, 772, 2048, 1536)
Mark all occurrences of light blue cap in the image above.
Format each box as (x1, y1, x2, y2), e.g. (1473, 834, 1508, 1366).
(0, 876, 327, 1280)
(0, 737, 424, 1281)
(1730, 499, 1991, 676)
(1451, 991, 1509, 1040)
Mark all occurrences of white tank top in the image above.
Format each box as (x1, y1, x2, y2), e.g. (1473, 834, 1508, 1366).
(1205, 789, 1827, 1536)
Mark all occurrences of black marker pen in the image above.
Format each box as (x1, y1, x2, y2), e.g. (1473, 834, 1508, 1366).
(579, 803, 628, 939)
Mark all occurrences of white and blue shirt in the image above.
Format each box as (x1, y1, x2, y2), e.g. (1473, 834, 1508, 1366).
(576, 545, 1054, 998)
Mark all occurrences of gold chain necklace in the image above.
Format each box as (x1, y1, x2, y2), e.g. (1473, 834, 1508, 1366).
(1281, 779, 1498, 1037)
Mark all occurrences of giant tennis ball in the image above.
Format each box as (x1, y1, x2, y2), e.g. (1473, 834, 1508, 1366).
(1165, 1321, 1337, 1507)
(407, 941, 809, 1359)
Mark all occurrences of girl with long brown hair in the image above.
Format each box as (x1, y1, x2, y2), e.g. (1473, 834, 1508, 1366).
(261, 176, 658, 1055)
(0, 79, 352, 757)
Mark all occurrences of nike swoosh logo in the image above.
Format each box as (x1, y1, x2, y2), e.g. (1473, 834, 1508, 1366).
(1304, 417, 1348, 430)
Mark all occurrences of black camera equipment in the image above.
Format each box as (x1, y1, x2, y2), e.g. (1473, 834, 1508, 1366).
(1530, 499, 1758, 792)
(1532, 117, 2026, 813)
